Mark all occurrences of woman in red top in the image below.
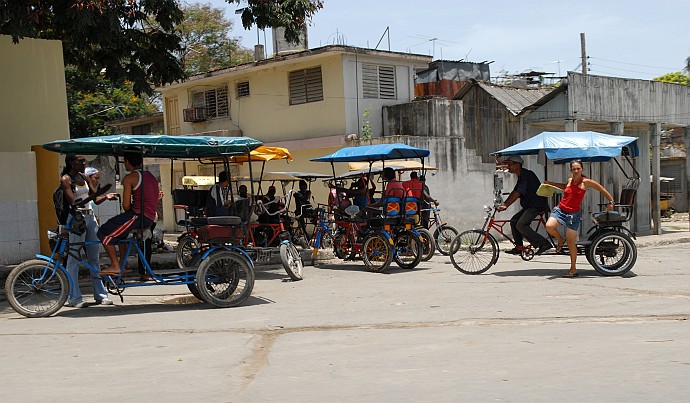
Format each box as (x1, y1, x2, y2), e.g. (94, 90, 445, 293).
(544, 160, 614, 278)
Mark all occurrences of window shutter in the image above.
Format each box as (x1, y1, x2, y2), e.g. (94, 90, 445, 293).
(362, 64, 396, 99)
(236, 82, 250, 98)
(290, 66, 323, 105)
(378, 65, 396, 99)
(362, 64, 379, 98)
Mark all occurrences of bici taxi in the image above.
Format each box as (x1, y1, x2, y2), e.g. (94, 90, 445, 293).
(449, 131, 640, 277)
(5, 135, 260, 317)
(311, 143, 431, 273)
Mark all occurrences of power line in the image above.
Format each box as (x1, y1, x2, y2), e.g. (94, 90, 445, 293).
(589, 57, 680, 71)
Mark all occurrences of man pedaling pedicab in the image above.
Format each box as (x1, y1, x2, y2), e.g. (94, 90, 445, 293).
(97, 152, 159, 276)
(495, 155, 552, 256)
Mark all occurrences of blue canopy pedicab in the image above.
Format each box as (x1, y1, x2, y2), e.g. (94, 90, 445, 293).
(5, 135, 262, 317)
(311, 143, 430, 273)
(450, 131, 640, 276)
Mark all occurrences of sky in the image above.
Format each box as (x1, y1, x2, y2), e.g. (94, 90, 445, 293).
(199, 0, 689, 81)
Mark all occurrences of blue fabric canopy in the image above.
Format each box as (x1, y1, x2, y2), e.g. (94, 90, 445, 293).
(311, 143, 430, 162)
(43, 134, 263, 158)
(491, 131, 639, 163)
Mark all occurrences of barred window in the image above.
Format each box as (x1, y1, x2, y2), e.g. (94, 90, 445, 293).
(289, 66, 324, 105)
(191, 85, 229, 118)
(362, 64, 396, 99)
(236, 81, 250, 98)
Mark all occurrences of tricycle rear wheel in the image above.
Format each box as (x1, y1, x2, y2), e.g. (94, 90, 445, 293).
(195, 250, 254, 307)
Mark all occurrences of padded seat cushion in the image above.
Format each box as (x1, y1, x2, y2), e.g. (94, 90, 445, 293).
(592, 211, 626, 226)
(207, 216, 242, 226)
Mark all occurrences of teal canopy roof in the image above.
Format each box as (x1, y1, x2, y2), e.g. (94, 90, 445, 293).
(42, 134, 263, 158)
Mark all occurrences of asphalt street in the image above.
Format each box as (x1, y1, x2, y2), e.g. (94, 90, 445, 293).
(1, 227, 689, 402)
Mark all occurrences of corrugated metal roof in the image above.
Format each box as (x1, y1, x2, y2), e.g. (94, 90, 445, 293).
(477, 82, 554, 116)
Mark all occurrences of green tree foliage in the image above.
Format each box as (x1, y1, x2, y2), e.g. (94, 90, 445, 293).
(66, 67, 157, 138)
(0, 0, 185, 95)
(176, 3, 253, 76)
(231, 0, 323, 44)
(653, 72, 689, 86)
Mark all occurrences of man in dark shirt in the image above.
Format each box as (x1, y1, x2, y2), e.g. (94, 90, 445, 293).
(496, 155, 551, 255)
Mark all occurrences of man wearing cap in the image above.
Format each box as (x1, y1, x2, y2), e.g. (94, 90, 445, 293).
(497, 155, 551, 255)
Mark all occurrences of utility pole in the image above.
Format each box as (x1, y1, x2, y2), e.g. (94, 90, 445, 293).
(580, 32, 587, 76)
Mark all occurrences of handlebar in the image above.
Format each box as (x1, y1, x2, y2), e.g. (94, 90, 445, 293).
(255, 189, 296, 216)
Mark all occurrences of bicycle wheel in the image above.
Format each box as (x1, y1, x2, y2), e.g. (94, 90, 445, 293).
(5, 259, 69, 317)
(417, 228, 436, 262)
(587, 231, 637, 276)
(434, 224, 459, 255)
(393, 230, 423, 269)
(185, 254, 204, 300)
(195, 250, 255, 308)
(362, 232, 394, 273)
(280, 242, 304, 281)
(333, 230, 355, 260)
(176, 234, 200, 270)
(449, 230, 498, 275)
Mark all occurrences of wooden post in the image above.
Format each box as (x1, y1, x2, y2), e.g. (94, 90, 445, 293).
(650, 123, 661, 234)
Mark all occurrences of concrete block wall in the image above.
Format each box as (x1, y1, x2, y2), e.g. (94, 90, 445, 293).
(0, 200, 40, 264)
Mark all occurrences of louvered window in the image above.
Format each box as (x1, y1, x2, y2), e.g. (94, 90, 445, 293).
(236, 81, 250, 98)
(289, 66, 324, 105)
(191, 85, 229, 119)
(362, 64, 396, 99)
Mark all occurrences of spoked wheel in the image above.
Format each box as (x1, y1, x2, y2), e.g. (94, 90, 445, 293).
(449, 230, 498, 275)
(361, 232, 393, 273)
(5, 259, 69, 317)
(417, 228, 436, 262)
(176, 234, 201, 270)
(333, 230, 356, 260)
(434, 225, 459, 255)
(280, 242, 304, 281)
(586, 231, 637, 276)
(393, 230, 423, 269)
(195, 250, 255, 307)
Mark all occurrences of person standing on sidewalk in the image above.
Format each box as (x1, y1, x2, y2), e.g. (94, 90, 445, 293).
(62, 155, 117, 308)
(545, 159, 615, 278)
(496, 155, 552, 255)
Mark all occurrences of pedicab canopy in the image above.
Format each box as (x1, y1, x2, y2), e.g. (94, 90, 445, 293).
(311, 143, 430, 162)
(491, 131, 639, 163)
(42, 134, 263, 158)
(348, 160, 438, 171)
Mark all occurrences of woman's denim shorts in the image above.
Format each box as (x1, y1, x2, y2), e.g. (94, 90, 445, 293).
(552, 206, 582, 231)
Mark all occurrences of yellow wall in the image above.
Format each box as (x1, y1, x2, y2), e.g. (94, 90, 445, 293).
(162, 53, 348, 143)
(33, 146, 59, 254)
(0, 36, 70, 149)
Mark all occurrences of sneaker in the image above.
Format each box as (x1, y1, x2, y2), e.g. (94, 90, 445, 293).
(97, 298, 113, 305)
(505, 247, 521, 255)
(535, 244, 552, 255)
(67, 301, 89, 308)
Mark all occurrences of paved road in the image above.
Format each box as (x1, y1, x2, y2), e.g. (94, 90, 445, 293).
(1, 236, 689, 402)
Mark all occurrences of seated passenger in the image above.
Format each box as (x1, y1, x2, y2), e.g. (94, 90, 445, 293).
(370, 167, 404, 208)
(259, 185, 283, 223)
(97, 152, 158, 276)
(402, 171, 423, 199)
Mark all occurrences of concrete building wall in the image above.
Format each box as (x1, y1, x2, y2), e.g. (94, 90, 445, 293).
(0, 36, 70, 150)
(0, 36, 70, 263)
(0, 153, 40, 263)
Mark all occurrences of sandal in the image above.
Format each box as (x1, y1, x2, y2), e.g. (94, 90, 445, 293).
(562, 271, 579, 278)
(555, 241, 564, 254)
